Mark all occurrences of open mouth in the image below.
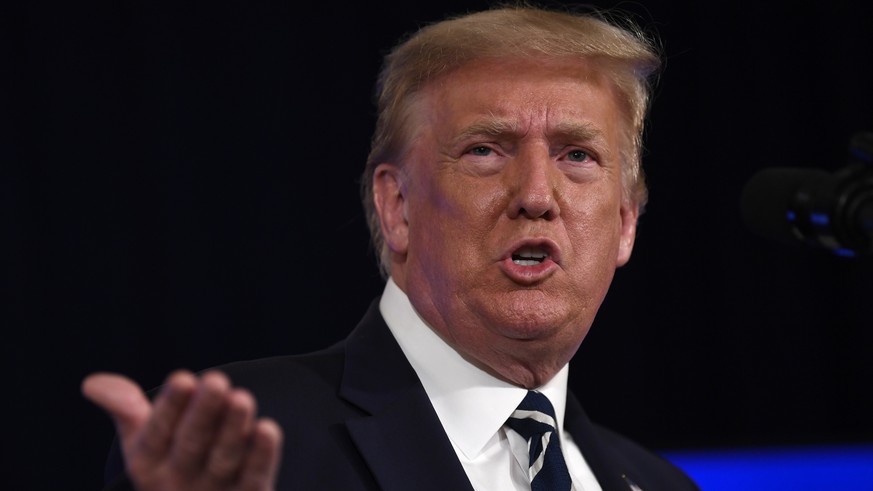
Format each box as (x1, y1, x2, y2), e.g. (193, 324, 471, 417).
(511, 246, 549, 266)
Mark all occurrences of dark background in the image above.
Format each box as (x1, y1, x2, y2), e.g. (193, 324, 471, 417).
(4, 0, 873, 489)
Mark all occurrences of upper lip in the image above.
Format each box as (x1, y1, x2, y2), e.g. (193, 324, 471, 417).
(502, 238, 562, 265)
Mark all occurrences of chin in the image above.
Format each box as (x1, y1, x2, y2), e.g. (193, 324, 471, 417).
(497, 290, 575, 325)
(486, 344, 577, 389)
(489, 306, 579, 342)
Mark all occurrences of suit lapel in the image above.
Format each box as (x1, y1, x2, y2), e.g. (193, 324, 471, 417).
(339, 301, 475, 491)
(336, 301, 640, 491)
(565, 392, 634, 491)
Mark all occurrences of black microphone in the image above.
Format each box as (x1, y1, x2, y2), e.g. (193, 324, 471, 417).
(740, 131, 873, 257)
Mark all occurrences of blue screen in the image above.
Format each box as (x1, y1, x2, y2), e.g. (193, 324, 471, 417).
(661, 444, 873, 490)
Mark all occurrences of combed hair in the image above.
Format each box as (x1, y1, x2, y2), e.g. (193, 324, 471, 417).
(361, 4, 661, 278)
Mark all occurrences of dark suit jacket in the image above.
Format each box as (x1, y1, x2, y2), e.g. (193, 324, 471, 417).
(104, 299, 699, 491)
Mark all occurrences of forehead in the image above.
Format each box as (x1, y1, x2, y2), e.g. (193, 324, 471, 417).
(415, 57, 625, 138)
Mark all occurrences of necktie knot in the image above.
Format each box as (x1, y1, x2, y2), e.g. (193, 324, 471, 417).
(506, 391, 572, 491)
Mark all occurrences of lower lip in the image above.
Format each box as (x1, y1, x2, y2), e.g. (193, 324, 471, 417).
(499, 257, 557, 284)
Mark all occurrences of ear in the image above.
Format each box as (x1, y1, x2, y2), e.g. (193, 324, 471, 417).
(373, 163, 409, 255)
(616, 200, 640, 267)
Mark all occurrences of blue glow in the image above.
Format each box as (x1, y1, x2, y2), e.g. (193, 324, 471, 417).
(786, 211, 797, 221)
(850, 147, 872, 163)
(661, 444, 873, 491)
(833, 248, 857, 257)
(810, 213, 830, 226)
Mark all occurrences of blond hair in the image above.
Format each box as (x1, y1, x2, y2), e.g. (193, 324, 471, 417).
(361, 5, 661, 278)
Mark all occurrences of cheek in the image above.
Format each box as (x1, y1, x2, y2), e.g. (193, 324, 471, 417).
(409, 180, 484, 249)
(453, 174, 508, 215)
(417, 184, 504, 277)
(566, 192, 623, 258)
(430, 176, 505, 231)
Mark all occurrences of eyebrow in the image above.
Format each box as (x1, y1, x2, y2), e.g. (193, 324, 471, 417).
(448, 118, 521, 147)
(550, 121, 606, 145)
(447, 117, 612, 158)
(451, 118, 606, 143)
(550, 120, 612, 158)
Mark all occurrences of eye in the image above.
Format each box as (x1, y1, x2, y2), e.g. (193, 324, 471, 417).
(468, 146, 493, 157)
(567, 149, 589, 162)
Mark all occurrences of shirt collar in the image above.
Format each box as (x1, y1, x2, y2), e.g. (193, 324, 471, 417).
(379, 278, 570, 460)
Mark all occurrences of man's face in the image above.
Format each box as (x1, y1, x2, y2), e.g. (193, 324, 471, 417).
(374, 57, 638, 388)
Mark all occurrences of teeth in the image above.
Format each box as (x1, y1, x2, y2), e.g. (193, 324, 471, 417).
(513, 259, 541, 266)
(512, 247, 548, 266)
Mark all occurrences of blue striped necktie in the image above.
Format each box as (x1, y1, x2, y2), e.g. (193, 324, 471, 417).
(505, 391, 572, 491)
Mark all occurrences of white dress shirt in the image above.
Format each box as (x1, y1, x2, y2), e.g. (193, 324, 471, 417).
(379, 279, 603, 491)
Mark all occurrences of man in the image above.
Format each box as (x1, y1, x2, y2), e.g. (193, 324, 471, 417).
(83, 5, 699, 491)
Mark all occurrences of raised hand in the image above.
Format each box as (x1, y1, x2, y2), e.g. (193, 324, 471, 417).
(82, 370, 283, 491)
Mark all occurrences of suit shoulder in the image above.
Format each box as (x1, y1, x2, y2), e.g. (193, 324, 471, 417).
(593, 424, 700, 491)
(213, 343, 345, 384)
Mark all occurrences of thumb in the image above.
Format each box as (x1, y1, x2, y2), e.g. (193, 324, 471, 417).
(82, 372, 153, 442)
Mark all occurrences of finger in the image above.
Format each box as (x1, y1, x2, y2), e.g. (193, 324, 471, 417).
(132, 370, 198, 464)
(169, 370, 231, 474)
(204, 388, 256, 483)
(81, 373, 152, 442)
(239, 418, 283, 491)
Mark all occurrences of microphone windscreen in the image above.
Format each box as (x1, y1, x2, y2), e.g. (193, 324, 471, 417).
(740, 167, 831, 245)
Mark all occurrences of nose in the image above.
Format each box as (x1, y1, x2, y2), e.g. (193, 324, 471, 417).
(507, 149, 560, 220)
